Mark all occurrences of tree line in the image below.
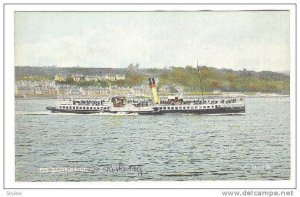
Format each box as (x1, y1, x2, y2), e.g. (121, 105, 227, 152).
(158, 66, 289, 94)
(15, 66, 290, 94)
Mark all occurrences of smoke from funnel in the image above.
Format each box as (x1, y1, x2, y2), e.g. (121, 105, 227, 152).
(148, 78, 160, 104)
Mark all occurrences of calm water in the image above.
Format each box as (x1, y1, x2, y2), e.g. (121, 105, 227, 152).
(15, 97, 290, 181)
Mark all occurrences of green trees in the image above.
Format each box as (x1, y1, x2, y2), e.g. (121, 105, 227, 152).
(15, 66, 290, 94)
(158, 66, 289, 94)
(124, 71, 148, 87)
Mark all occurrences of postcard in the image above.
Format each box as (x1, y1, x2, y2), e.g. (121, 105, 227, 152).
(2, 2, 297, 197)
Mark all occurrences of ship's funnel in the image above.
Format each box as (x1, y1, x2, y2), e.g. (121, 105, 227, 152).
(148, 78, 160, 104)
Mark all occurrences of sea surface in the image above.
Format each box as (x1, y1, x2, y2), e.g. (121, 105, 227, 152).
(15, 97, 290, 181)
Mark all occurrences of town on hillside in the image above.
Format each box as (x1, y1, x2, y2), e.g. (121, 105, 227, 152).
(14, 64, 290, 98)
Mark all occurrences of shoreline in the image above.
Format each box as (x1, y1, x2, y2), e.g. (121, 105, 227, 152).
(15, 93, 290, 100)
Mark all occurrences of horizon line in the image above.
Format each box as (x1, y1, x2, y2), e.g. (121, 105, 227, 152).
(14, 65, 290, 74)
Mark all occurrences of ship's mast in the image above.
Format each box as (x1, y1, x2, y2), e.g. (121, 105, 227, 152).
(197, 61, 205, 103)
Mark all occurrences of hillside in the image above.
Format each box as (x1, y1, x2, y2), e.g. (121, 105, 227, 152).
(15, 66, 290, 94)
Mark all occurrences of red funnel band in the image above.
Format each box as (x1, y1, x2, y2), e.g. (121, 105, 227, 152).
(149, 84, 156, 88)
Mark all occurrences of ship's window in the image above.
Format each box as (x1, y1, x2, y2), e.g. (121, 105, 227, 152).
(203, 106, 206, 109)
(80, 107, 82, 109)
(179, 107, 182, 109)
(207, 106, 210, 108)
(73, 106, 75, 109)
(183, 107, 186, 109)
(76, 106, 78, 109)
(83, 107, 85, 109)
(187, 107, 190, 109)
(160, 107, 163, 110)
(163, 107, 166, 110)
(167, 107, 170, 110)
(211, 106, 214, 108)
(63, 106, 65, 109)
(60, 106, 62, 109)
(97, 107, 100, 109)
(171, 107, 174, 110)
(195, 106, 198, 109)
(175, 107, 178, 110)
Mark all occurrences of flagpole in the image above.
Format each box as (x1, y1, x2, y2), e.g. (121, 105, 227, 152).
(197, 61, 205, 103)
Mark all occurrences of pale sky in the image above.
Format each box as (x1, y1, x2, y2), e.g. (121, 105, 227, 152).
(15, 11, 290, 72)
